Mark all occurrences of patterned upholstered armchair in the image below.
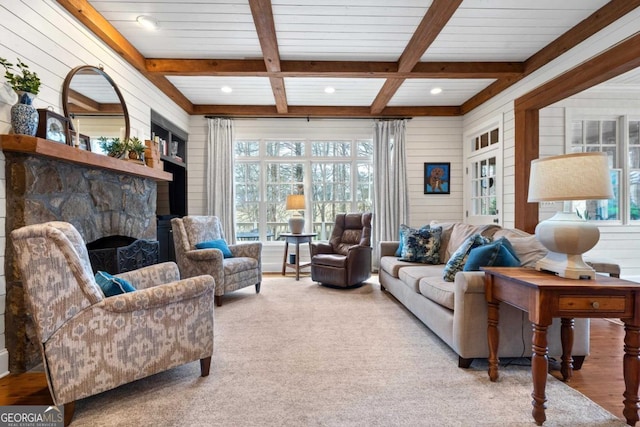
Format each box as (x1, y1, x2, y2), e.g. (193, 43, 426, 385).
(11, 222, 215, 422)
(172, 216, 262, 306)
(311, 212, 373, 287)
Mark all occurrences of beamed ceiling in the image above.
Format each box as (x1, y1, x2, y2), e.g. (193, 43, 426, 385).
(55, 0, 640, 118)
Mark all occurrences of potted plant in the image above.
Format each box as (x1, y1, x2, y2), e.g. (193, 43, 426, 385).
(0, 57, 41, 136)
(127, 136, 146, 163)
(0, 57, 41, 96)
(98, 136, 127, 158)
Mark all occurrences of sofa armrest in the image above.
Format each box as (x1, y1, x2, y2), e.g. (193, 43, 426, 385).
(102, 275, 215, 312)
(379, 241, 399, 258)
(454, 271, 487, 294)
(116, 262, 180, 290)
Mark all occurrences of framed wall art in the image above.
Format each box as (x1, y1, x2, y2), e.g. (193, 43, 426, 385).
(424, 162, 450, 194)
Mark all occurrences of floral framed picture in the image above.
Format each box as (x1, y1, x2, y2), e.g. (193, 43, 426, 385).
(424, 162, 450, 194)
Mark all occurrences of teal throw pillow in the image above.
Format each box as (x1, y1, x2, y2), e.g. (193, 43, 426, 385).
(195, 239, 233, 258)
(395, 224, 430, 257)
(463, 237, 521, 271)
(443, 234, 490, 282)
(399, 225, 442, 264)
(95, 271, 136, 297)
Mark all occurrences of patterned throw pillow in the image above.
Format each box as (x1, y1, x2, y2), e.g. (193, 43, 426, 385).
(395, 224, 429, 257)
(399, 225, 442, 264)
(463, 237, 521, 271)
(442, 234, 490, 282)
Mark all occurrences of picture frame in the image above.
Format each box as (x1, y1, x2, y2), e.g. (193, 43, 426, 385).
(70, 131, 91, 151)
(35, 108, 71, 145)
(424, 162, 450, 194)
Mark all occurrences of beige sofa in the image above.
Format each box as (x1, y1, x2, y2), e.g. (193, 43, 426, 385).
(378, 222, 591, 368)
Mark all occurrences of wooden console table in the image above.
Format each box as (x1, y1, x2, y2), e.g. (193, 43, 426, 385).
(280, 233, 316, 281)
(483, 267, 640, 426)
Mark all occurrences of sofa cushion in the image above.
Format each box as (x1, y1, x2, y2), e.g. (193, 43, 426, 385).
(399, 265, 445, 293)
(430, 222, 500, 263)
(443, 234, 490, 282)
(418, 277, 455, 310)
(494, 229, 547, 268)
(312, 253, 347, 268)
(95, 271, 136, 297)
(399, 225, 442, 264)
(463, 237, 521, 271)
(380, 256, 418, 278)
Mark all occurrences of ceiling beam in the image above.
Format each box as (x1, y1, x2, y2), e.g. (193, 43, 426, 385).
(55, 0, 194, 113)
(370, 0, 464, 114)
(146, 59, 523, 79)
(461, 0, 640, 114)
(192, 105, 461, 118)
(249, 0, 288, 113)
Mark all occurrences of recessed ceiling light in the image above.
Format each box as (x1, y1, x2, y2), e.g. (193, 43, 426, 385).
(221, 86, 233, 93)
(136, 15, 159, 30)
(324, 87, 335, 94)
(430, 87, 442, 95)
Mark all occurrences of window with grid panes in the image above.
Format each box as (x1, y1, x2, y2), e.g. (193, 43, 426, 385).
(234, 138, 373, 240)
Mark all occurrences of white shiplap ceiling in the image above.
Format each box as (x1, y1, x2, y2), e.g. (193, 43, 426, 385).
(65, 0, 637, 117)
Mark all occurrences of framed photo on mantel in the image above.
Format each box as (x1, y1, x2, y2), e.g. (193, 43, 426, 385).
(424, 162, 450, 194)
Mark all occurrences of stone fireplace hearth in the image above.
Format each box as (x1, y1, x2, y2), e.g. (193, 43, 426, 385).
(4, 144, 165, 372)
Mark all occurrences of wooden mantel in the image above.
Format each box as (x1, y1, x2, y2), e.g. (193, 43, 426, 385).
(0, 135, 172, 181)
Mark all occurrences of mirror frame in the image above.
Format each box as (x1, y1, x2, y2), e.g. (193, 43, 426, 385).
(62, 65, 130, 142)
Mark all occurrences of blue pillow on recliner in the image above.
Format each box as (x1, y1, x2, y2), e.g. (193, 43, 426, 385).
(463, 237, 521, 271)
(95, 271, 136, 297)
(195, 239, 233, 258)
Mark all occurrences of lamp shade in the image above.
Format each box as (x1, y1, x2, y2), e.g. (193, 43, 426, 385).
(286, 194, 305, 211)
(527, 152, 613, 202)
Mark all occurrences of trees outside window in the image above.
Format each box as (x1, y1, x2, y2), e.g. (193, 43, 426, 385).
(234, 138, 373, 240)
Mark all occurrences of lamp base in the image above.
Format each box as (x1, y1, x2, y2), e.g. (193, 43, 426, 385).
(288, 217, 304, 234)
(535, 252, 596, 280)
(534, 211, 599, 280)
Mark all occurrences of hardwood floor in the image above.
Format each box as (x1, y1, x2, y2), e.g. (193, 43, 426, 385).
(0, 318, 627, 421)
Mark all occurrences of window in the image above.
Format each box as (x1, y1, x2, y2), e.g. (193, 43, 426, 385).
(567, 115, 640, 223)
(234, 138, 373, 240)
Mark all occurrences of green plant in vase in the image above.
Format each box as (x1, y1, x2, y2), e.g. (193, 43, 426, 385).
(0, 57, 41, 136)
(0, 57, 41, 95)
(127, 136, 146, 162)
(98, 136, 127, 158)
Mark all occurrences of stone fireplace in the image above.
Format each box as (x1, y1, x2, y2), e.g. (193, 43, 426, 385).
(3, 136, 170, 372)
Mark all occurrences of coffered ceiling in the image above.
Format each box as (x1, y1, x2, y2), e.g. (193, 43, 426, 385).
(56, 0, 639, 117)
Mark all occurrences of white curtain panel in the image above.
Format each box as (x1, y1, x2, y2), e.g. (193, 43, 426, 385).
(373, 119, 409, 266)
(207, 117, 236, 243)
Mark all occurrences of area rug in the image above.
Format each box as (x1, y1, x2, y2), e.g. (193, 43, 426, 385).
(71, 275, 626, 426)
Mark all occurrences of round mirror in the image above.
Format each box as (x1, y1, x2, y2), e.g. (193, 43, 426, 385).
(62, 65, 130, 152)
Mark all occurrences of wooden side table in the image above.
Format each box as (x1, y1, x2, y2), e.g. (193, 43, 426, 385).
(483, 267, 640, 426)
(280, 233, 316, 280)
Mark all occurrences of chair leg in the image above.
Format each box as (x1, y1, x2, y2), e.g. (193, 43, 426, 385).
(200, 356, 212, 377)
(63, 401, 75, 426)
(458, 357, 474, 368)
(255, 282, 261, 293)
(215, 295, 222, 307)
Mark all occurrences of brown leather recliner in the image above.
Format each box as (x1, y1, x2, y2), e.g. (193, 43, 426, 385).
(310, 212, 372, 287)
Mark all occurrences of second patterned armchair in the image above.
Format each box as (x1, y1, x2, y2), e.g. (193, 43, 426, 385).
(172, 216, 262, 306)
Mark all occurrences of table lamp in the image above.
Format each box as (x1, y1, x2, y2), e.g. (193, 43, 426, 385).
(527, 152, 613, 279)
(286, 194, 305, 234)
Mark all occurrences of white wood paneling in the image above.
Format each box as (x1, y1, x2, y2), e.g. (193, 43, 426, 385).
(167, 76, 275, 105)
(0, 0, 190, 376)
(405, 117, 464, 226)
(284, 78, 386, 106)
(390, 79, 495, 107)
(463, 7, 640, 279)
